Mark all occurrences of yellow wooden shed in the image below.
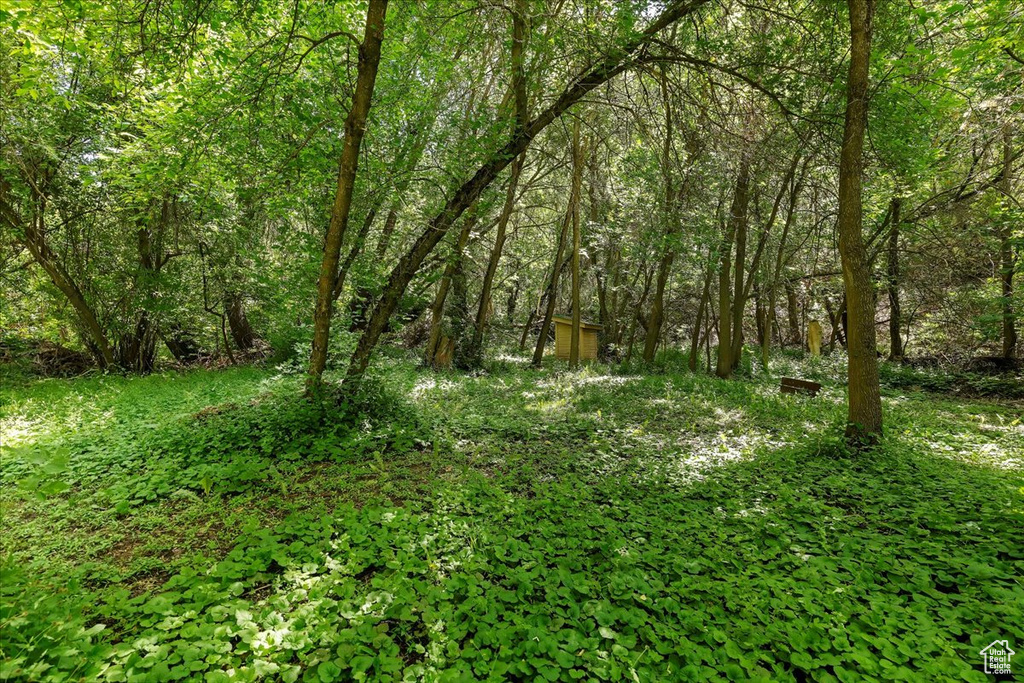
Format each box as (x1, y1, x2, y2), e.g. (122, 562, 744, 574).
(552, 315, 601, 360)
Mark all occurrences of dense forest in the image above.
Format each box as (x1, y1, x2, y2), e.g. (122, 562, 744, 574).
(1, 0, 1022, 681)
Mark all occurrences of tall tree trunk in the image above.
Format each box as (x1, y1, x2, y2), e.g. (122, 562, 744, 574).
(763, 157, 807, 368)
(626, 270, 654, 363)
(532, 157, 579, 368)
(349, 110, 439, 331)
(425, 212, 477, 368)
(569, 122, 584, 369)
(307, 0, 388, 389)
(1000, 125, 1018, 359)
(689, 251, 714, 372)
(886, 196, 903, 360)
(643, 67, 680, 363)
(116, 212, 167, 373)
(591, 143, 620, 361)
(716, 158, 750, 378)
(728, 159, 751, 370)
(785, 280, 800, 344)
(506, 268, 520, 324)
(349, 205, 399, 331)
(596, 243, 622, 360)
(469, 154, 524, 364)
(446, 239, 473, 370)
(226, 292, 256, 351)
(470, 0, 530, 366)
(838, 0, 882, 441)
(343, 0, 710, 386)
(333, 206, 379, 302)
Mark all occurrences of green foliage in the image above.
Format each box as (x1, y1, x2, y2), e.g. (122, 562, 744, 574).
(879, 362, 1024, 399)
(0, 365, 428, 509)
(2, 358, 1021, 681)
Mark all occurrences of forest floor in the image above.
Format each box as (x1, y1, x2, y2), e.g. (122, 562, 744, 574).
(1, 351, 1022, 682)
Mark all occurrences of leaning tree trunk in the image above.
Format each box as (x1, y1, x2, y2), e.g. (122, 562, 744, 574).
(21, 220, 114, 368)
(838, 0, 882, 442)
(163, 324, 202, 363)
(343, 0, 710, 387)
(307, 0, 388, 390)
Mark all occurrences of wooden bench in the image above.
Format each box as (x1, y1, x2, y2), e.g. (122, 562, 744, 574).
(781, 377, 821, 397)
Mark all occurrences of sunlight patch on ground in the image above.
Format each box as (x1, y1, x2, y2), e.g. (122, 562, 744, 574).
(0, 417, 40, 448)
(906, 432, 1023, 471)
(524, 398, 569, 415)
(493, 353, 530, 366)
(534, 371, 637, 391)
(583, 423, 791, 487)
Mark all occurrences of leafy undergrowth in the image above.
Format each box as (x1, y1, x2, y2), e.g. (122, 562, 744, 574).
(1, 354, 1021, 681)
(877, 362, 1024, 400)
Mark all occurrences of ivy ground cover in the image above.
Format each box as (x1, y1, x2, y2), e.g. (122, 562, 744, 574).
(1, 356, 1022, 681)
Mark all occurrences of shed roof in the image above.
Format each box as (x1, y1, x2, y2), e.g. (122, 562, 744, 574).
(552, 315, 602, 331)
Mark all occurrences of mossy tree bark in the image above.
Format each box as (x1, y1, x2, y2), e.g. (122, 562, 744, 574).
(838, 0, 883, 442)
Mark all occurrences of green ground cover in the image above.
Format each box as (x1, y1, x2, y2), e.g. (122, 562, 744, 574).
(1, 353, 1022, 682)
